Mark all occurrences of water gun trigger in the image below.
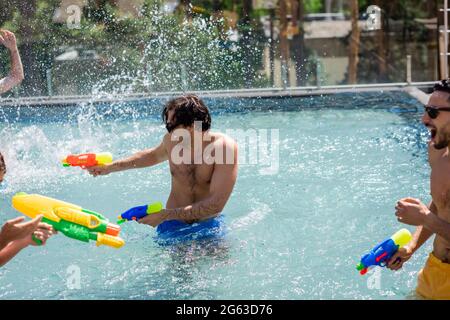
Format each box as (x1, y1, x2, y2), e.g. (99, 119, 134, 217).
(380, 256, 400, 268)
(31, 234, 43, 246)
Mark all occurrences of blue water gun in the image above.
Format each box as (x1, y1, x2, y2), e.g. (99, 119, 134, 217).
(117, 202, 163, 224)
(356, 228, 412, 275)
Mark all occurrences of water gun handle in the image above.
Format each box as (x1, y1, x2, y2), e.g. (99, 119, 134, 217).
(117, 202, 163, 224)
(32, 234, 43, 246)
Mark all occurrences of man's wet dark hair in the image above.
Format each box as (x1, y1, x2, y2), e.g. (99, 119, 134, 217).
(0, 152, 5, 174)
(433, 79, 450, 96)
(162, 95, 211, 132)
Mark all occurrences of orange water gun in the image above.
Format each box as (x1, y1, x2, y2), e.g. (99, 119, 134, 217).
(62, 152, 113, 169)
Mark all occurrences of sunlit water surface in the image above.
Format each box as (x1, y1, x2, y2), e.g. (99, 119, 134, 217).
(0, 91, 431, 299)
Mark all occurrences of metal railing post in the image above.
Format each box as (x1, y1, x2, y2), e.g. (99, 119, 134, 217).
(316, 59, 321, 89)
(406, 55, 412, 85)
(46, 68, 53, 96)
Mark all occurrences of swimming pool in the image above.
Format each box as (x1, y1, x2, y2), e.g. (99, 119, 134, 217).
(0, 91, 431, 299)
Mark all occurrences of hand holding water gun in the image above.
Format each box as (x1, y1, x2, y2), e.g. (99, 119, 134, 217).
(12, 193, 125, 248)
(62, 152, 112, 169)
(0, 215, 55, 249)
(117, 202, 163, 224)
(356, 228, 412, 275)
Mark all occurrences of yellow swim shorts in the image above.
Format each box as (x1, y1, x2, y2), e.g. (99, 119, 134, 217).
(416, 253, 450, 300)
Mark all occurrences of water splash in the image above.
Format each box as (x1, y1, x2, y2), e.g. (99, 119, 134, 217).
(89, 5, 251, 98)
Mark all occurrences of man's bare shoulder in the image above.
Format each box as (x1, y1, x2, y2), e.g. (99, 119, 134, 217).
(209, 132, 237, 148)
(162, 132, 172, 145)
(210, 132, 238, 152)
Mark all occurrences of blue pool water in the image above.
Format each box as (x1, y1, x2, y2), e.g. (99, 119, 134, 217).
(0, 91, 432, 299)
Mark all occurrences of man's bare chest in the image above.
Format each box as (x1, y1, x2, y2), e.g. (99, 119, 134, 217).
(430, 161, 450, 219)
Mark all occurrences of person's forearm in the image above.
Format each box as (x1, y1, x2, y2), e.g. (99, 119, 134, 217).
(423, 213, 450, 243)
(408, 201, 436, 253)
(407, 225, 434, 253)
(0, 47, 24, 94)
(109, 148, 163, 172)
(0, 240, 27, 267)
(9, 47, 24, 82)
(0, 236, 8, 252)
(162, 197, 224, 222)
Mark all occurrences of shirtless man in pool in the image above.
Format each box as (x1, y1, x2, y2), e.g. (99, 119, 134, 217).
(88, 95, 238, 233)
(387, 79, 450, 299)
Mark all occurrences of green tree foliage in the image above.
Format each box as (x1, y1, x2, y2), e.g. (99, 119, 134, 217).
(304, 0, 323, 13)
(0, 0, 265, 95)
(0, 0, 439, 95)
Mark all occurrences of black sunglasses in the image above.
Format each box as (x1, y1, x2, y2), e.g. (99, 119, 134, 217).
(424, 105, 450, 119)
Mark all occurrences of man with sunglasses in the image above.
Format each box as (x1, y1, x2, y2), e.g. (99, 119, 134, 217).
(87, 95, 238, 241)
(386, 79, 450, 299)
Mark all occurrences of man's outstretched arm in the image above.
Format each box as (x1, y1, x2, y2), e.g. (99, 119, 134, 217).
(0, 30, 24, 95)
(88, 140, 168, 176)
(139, 140, 238, 226)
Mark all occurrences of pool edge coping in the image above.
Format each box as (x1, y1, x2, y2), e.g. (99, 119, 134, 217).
(0, 82, 434, 107)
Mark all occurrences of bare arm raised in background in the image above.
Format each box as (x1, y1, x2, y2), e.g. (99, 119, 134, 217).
(0, 30, 24, 94)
